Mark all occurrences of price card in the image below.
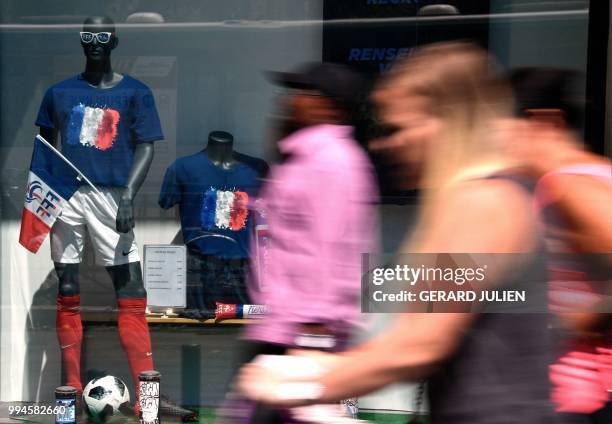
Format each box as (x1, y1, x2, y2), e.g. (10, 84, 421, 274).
(144, 245, 186, 308)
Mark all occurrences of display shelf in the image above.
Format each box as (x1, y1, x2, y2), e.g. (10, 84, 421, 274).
(80, 311, 254, 325)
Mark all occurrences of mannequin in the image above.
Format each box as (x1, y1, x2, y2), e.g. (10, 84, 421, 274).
(159, 131, 268, 318)
(35, 16, 194, 420)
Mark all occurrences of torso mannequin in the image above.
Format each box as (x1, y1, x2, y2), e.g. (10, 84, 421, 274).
(159, 130, 269, 317)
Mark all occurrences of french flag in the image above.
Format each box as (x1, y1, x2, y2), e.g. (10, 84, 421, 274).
(67, 104, 119, 150)
(201, 188, 249, 231)
(19, 136, 81, 253)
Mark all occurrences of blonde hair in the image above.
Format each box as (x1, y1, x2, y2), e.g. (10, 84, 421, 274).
(376, 42, 514, 189)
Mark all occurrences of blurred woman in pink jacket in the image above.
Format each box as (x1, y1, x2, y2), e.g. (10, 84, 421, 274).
(222, 62, 378, 424)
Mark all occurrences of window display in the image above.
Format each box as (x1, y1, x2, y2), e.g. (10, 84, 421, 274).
(0, 1, 605, 422)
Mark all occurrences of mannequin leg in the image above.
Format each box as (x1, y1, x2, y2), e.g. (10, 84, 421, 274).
(107, 261, 196, 420)
(107, 262, 153, 410)
(55, 262, 83, 393)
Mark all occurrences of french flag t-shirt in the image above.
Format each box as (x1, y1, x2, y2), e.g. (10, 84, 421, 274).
(36, 74, 164, 187)
(158, 151, 268, 258)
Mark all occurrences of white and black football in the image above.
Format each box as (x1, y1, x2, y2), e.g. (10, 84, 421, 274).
(82, 376, 130, 422)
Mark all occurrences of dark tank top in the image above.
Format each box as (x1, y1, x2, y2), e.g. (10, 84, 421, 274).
(427, 173, 559, 424)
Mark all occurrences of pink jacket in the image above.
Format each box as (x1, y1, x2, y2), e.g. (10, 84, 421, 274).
(246, 124, 378, 347)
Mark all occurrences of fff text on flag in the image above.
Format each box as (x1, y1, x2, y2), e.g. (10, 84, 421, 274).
(19, 136, 82, 253)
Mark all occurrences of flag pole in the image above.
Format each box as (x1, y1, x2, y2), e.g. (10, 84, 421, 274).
(35, 135, 118, 220)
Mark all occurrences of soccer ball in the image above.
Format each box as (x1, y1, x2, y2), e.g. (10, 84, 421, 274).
(82, 376, 130, 422)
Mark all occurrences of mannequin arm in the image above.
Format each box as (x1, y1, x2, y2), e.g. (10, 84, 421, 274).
(116, 143, 154, 233)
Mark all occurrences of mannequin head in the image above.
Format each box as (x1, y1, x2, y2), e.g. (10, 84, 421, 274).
(81, 16, 118, 62)
(208, 131, 233, 148)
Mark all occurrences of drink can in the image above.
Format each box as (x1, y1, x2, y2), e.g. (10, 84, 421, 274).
(139, 370, 161, 424)
(55, 386, 77, 424)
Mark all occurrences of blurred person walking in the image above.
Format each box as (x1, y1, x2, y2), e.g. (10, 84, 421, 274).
(238, 42, 562, 424)
(219, 62, 378, 424)
(509, 67, 612, 424)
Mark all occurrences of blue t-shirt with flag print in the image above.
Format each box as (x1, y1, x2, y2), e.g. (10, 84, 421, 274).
(35, 74, 164, 187)
(159, 151, 268, 259)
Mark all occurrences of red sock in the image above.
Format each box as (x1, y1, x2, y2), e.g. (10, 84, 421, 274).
(56, 294, 83, 393)
(117, 298, 154, 413)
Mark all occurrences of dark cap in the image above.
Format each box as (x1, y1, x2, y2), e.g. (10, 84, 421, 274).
(139, 370, 161, 381)
(55, 386, 78, 398)
(267, 62, 366, 107)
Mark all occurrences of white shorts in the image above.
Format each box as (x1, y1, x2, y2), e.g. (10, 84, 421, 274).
(51, 186, 140, 266)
